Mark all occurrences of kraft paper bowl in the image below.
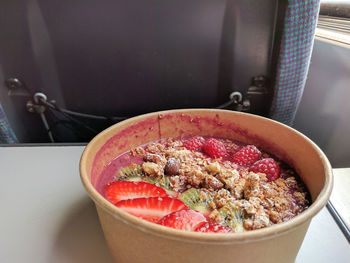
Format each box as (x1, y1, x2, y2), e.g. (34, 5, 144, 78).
(79, 109, 333, 263)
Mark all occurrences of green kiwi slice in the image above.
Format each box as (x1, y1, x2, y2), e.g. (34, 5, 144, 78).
(144, 176, 177, 197)
(116, 163, 177, 196)
(118, 164, 143, 180)
(178, 188, 212, 214)
(122, 176, 143, 182)
(143, 176, 169, 188)
(218, 206, 246, 232)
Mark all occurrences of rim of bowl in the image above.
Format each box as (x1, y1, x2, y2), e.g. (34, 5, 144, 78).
(80, 109, 333, 244)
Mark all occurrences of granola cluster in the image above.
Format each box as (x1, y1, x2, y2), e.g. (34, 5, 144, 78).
(130, 138, 309, 231)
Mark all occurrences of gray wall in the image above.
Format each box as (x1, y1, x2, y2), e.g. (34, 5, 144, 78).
(293, 39, 350, 168)
(1, 1, 349, 167)
(0, 0, 283, 143)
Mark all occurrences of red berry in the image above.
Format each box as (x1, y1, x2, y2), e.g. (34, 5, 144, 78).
(184, 136, 205, 151)
(232, 145, 262, 167)
(195, 222, 233, 233)
(105, 181, 168, 204)
(158, 209, 207, 231)
(115, 197, 188, 223)
(249, 158, 280, 181)
(203, 138, 227, 158)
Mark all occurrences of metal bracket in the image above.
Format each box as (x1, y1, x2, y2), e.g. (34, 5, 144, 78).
(5, 78, 31, 97)
(218, 75, 268, 112)
(227, 91, 250, 112)
(226, 75, 268, 113)
(26, 93, 47, 114)
(247, 75, 268, 97)
(25, 92, 54, 142)
(234, 75, 269, 113)
(246, 75, 269, 113)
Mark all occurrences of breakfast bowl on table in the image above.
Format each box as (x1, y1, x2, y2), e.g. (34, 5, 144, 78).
(79, 109, 333, 263)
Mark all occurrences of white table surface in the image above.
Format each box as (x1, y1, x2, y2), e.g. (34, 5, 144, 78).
(330, 168, 350, 230)
(0, 146, 349, 263)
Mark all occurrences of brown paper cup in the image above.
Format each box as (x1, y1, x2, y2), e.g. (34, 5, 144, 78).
(80, 109, 333, 263)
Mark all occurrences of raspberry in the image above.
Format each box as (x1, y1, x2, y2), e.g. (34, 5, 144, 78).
(249, 158, 280, 181)
(232, 145, 262, 167)
(203, 138, 227, 158)
(184, 136, 205, 151)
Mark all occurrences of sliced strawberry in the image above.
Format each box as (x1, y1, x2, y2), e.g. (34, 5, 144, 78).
(203, 138, 227, 158)
(115, 197, 187, 223)
(195, 222, 233, 233)
(184, 136, 205, 152)
(249, 158, 280, 181)
(105, 181, 167, 204)
(158, 209, 207, 231)
(232, 145, 262, 167)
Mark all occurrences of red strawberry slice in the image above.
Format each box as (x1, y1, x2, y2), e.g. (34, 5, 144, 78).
(115, 197, 188, 223)
(158, 209, 207, 231)
(249, 158, 280, 181)
(195, 222, 233, 233)
(203, 138, 227, 158)
(184, 136, 205, 151)
(105, 181, 167, 204)
(232, 145, 262, 167)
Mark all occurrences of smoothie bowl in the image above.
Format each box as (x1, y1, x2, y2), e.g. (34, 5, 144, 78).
(79, 109, 333, 263)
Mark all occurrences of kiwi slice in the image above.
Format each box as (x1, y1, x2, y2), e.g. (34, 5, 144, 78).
(218, 206, 246, 232)
(116, 163, 177, 196)
(144, 176, 177, 197)
(117, 164, 143, 180)
(143, 176, 169, 188)
(178, 188, 212, 214)
(122, 176, 143, 182)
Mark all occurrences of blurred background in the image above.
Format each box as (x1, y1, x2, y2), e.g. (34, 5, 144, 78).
(0, 0, 349, 167)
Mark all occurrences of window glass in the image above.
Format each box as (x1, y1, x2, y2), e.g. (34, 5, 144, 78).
(320, 0, 350, 19)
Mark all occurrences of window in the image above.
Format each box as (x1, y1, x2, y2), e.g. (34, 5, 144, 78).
(317, 0, 350, 45)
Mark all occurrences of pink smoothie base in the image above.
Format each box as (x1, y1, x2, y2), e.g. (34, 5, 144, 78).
(94, 154, 143, 194)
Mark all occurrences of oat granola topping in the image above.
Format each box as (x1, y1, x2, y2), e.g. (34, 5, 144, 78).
(106, 137, 310, 232)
